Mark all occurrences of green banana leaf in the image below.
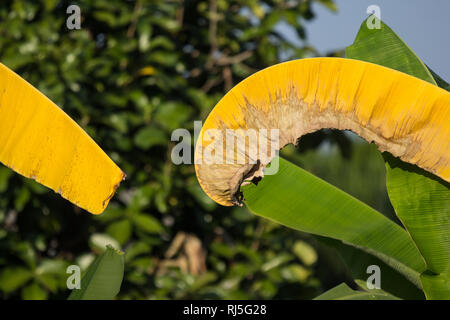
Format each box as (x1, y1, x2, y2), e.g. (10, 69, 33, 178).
(346, 18, 435, 83)
(242, 157, 426, 288)
(314, 282, 400, 300)
(421, 272, 450, 300)
(346, 16, 450, 299)
(317, 236, 424, 299)
(280, 142, 424, 298)
(68, 245, 124, 300)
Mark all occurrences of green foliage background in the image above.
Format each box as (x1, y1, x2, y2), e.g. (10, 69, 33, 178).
(0, 0, 399, 299)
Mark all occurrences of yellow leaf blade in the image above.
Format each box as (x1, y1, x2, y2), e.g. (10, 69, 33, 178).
(0, 63, 124, 214)
(194, 57, 450, 206)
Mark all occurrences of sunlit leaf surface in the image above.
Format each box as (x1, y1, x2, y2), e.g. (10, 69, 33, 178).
(0, 63, 124, 214)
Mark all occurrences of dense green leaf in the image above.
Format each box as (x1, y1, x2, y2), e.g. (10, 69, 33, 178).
(134, 127, 167, 150)
(0, 267, 32, 293)
(21, 281, 47, 300)
(89, 233, 121, 253)
(106, 219, 133, 245)
(132, 213, 164, 234)
(243, 157, 426, 286)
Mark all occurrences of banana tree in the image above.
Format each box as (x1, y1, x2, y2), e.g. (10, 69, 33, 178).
(194, 17, 449, 300)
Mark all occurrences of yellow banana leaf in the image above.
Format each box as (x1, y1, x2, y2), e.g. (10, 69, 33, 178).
(194, 57, 450, 206)
(0, 63, 124, 214)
